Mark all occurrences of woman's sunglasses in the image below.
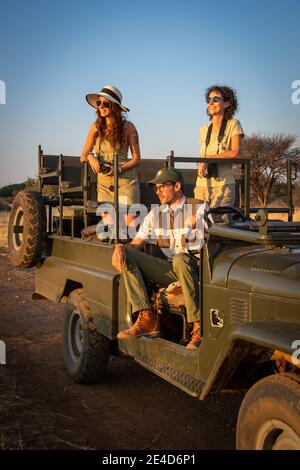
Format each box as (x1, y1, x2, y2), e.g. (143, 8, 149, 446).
(206, 96, 223, 104)
(96, 99, 110, 108)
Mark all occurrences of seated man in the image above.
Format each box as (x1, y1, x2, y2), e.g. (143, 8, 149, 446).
(112, 167, 207, 350)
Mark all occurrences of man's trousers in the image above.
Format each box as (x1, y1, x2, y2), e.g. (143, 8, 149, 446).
(122, 248, 200, 323)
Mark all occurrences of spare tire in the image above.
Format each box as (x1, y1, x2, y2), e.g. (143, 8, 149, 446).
(8, 190, 46, 268)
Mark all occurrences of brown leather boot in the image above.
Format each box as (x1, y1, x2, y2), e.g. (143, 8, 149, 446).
(117, 309, 159, 340)
(186, 321, 201, 350)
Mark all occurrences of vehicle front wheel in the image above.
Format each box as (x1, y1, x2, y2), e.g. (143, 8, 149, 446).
(62, 288, 111, 384)
(236, 373, 300, 450)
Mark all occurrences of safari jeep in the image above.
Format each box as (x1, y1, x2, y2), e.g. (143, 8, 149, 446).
(8, 147, 300, 450)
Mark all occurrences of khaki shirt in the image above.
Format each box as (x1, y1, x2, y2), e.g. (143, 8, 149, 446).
(136, 196, 208, 259)
(195, 118, 244, 188)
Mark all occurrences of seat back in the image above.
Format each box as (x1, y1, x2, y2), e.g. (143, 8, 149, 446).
(176, 168, 197, 198)
(138, 158, 167, 206)
(39, 152, 83, 190)
(86, 167, 98, 202)
(61, 156, 83, 188)
(39, 154, 59, 185)
(138, 160, 197, 206)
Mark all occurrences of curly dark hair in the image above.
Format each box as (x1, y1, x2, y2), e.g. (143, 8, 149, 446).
(205, 85, 238, 120)
(95, 101, 127, 150)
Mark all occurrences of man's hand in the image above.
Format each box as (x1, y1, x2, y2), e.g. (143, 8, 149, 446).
(112, 244, 126, 272)
(197, 162, 209, 178)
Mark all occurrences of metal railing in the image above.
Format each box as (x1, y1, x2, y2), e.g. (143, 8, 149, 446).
(167, 150, 298, 222)
(38, 144, 298, 239)
(166, 150, 251, 218)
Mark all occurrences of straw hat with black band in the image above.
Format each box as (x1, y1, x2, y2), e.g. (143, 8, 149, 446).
(86, 85, 129, 112)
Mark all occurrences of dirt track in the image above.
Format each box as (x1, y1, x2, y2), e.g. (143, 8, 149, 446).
(0, 248, 243, 450)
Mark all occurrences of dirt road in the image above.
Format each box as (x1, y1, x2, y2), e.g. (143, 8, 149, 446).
(0, 248, 243, 450)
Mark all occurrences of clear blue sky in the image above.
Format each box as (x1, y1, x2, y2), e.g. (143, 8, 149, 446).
(0, 0, 299, 186)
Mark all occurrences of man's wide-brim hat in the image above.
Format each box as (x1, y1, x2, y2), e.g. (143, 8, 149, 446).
(147, 167, 184, 186)
(86, 85, 129, 112)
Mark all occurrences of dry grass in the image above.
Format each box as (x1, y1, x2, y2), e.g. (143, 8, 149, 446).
(0, 211, 9, 248)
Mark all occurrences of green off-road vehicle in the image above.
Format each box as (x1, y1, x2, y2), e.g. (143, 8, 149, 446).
(8, 147, 300, 450)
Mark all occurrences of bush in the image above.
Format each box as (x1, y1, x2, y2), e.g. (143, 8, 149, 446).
(0, 199, 11, 211)
(0, 183, 25, 197)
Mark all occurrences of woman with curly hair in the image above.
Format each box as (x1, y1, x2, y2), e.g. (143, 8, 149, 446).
(194, 85, 244, 207)
(81, 85, 140, 234)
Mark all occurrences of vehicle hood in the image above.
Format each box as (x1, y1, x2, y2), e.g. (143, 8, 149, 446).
(212, 246, 300, 300)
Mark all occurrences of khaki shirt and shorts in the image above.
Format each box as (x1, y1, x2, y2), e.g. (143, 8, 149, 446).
(194, 119, 244, 207)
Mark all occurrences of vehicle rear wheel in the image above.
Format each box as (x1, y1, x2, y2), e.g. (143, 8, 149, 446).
(62, 288, 111, 383)
(8, 190, 46, 267)
(236, 373, 300, 450)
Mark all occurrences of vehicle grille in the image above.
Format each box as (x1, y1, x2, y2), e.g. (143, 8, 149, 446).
(230, 298, 248, 327)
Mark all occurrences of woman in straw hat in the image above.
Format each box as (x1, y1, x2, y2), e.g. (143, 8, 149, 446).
(81, 85, 141, 234)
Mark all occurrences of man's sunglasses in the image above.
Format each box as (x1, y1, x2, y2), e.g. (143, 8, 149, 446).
(96, 99, 110, 108)
(206, 96, 223, 104)
(155, 182, 175, 193)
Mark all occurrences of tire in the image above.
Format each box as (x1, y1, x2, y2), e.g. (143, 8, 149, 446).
(62, 288, 111, 384)
(8, 190, 46, 268)
(236, 373, 300, 450)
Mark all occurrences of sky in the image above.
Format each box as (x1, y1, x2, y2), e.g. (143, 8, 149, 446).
(0, 0, 299, 186)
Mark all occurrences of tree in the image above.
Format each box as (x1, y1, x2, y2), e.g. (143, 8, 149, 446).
(24, 176, 39, 191)
(242, 134, 300, 207)
(0, 176, 58, 199)
(0, 183, 25, 197)
(0, 177, 39, 197)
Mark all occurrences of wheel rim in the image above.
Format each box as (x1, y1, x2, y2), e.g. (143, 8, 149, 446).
(68, 310, 83, 363)
(12, 207, 24, 251)
(255, 419, 300, 450)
